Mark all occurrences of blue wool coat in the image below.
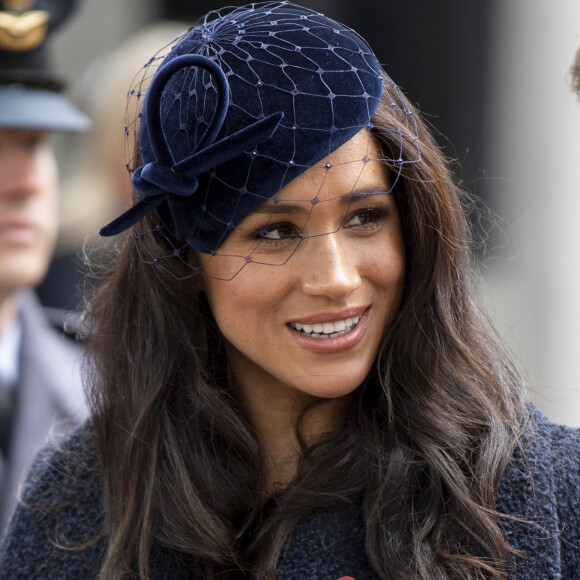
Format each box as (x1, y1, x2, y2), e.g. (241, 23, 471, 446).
(0, 407, 579, 579)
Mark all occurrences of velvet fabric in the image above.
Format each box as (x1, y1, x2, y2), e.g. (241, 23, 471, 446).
(100, 1, 384, 253)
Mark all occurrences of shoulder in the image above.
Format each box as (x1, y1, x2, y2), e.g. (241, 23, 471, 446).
(523, 406, 580, 480)
(522, 407, 580, 520)
(17, 289, 86, 416)
(18, 290, 84, 345)
(18, 420, 98, 502)
(498, 406, 580, 577)
(531, 409, 580, 576)
(42, 306, 84, 342)
(504, 406, 580, 509)
(0, 422, 105, 577)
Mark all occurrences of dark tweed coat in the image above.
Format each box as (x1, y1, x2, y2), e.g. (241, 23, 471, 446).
(0, 407, 579, 579)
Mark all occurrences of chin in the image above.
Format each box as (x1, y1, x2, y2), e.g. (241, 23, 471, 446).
(297, 376, 366, 401)
(0, 258, 50, 293)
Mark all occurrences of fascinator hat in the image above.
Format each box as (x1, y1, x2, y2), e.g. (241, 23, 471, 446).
(101, 1, 419, 276)
(0, 0, 89, 131)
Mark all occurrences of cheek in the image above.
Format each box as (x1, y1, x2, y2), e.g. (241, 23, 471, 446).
(363, 231, 406, 315)
(202, 269, 278, 337)
(39, 155, 59, 233)
(385, 241, 405, 286)
(367, 226, 405, 277)
(204, 284, 244, 335)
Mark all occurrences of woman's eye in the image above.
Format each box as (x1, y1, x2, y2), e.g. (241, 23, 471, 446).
(345, 207, 388, 229)
(17, 131, 49, 152)
(253, 222, 298, 242)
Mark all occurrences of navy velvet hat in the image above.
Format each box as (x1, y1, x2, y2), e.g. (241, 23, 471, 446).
(0, 0, 89, 131)
(100, 1, 385, 254)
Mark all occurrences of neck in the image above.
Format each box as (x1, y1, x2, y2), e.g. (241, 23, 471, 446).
(237, 375, 349, 493)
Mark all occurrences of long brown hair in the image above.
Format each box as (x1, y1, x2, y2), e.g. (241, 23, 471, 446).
(85, 75, 528, 579)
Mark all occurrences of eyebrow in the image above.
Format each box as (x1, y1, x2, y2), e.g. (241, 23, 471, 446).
(253, 186, 391, 215)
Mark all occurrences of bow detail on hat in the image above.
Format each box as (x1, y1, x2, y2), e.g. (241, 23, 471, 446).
(100, 54, 283, 240)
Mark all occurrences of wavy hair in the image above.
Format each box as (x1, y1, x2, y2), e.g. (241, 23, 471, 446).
(85, 74, 528, 579)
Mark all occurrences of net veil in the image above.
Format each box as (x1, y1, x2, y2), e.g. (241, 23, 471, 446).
(101, 1, 421, 281)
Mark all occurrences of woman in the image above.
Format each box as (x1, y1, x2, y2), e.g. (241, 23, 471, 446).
(1, 2, 579, 579)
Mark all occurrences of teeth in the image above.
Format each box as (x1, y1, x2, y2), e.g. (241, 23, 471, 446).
(290, 315, 361, 338)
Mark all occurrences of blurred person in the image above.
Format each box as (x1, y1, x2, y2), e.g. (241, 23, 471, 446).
(37, 21, 187, 310)
(0, 0, 88, 531)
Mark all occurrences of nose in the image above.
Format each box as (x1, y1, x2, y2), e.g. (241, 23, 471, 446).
(0, 146, 43, 199)
(300, 232, 361, 300)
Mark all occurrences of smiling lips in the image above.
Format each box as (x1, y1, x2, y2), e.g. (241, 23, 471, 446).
(288, 306, 370, 353)
(289, 315, 362, 339)
(287, 308, 369, 353)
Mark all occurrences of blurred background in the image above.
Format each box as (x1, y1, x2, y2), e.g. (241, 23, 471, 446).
(41, 0, 580, 425)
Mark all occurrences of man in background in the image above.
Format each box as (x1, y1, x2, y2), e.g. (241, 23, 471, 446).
(0, 0, 89, 531)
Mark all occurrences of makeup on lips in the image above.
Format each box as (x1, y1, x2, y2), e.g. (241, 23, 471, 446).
(287, 307, 369, 352)
(290, 315, 361, 339)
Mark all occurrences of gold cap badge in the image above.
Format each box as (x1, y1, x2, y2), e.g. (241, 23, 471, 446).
(0, 0, 49, 52)
(2, 1, 35, 11)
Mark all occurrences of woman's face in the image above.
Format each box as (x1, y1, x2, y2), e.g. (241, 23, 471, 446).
(198, 130, 405, 407)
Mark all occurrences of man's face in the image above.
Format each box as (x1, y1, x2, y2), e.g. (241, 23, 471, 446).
(0, 129, 58, 298)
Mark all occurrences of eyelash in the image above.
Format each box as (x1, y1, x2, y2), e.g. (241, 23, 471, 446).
(250, 203, 390, 246)
(251, 223, 299, 247)
(346, 205, 389, 230)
